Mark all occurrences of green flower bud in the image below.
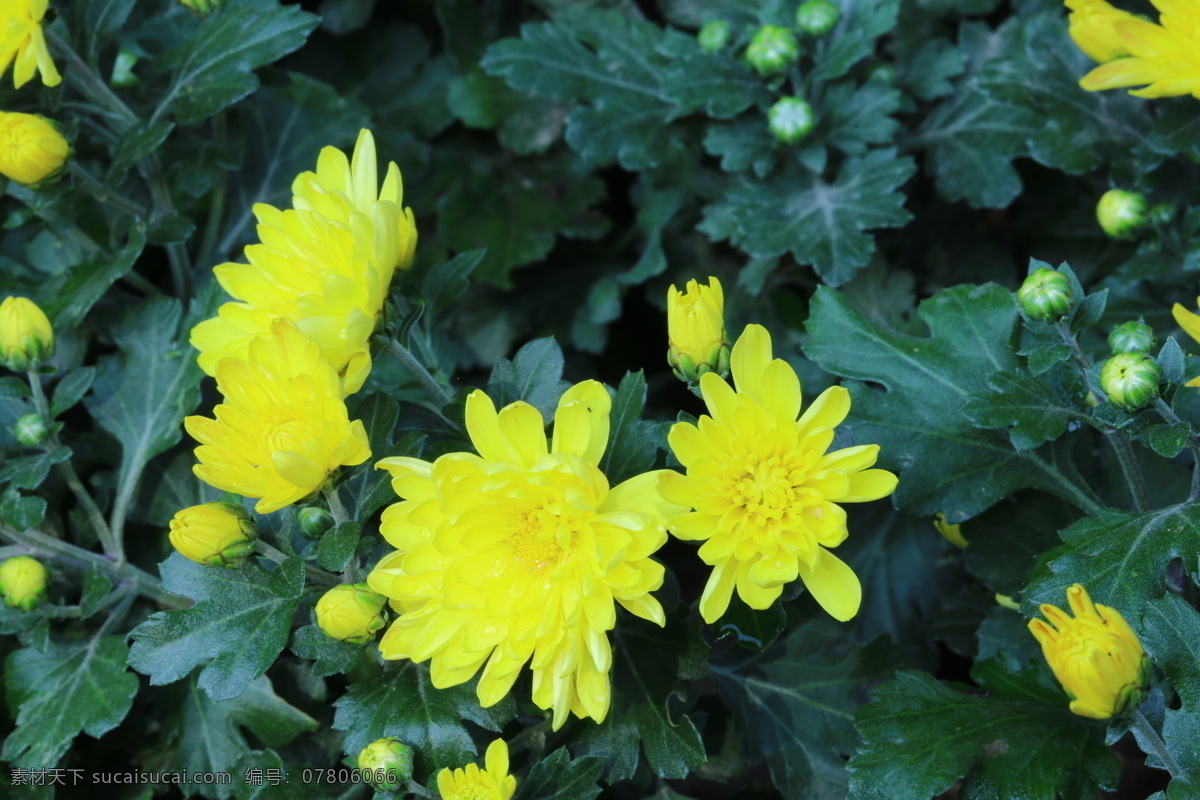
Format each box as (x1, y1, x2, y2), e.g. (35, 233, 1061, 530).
(1096, 189, 1148, 240)
(796, 0, 841, 35)
(767, 96, 815, 144)
(1100, 351, 1162, 410)
(13, 413, 48, 446)
(0, 555, 47, 611)
(315, 583, 388, 645)
(867, 62, 897, 84)
(358, 737, 415, 791)
(745, 25, 801, 76)
(169, 502, 257, 567)
(110, 49, 139, 89)
(1108, 320, 1156, 355)
(1017, 268, 1073, 322)
(177, 0, 224, 14)
(698, 19, 731, 52)
(298, 506, 335, 540)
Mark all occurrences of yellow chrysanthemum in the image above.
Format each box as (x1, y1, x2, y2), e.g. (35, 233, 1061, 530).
(191, 129, 417, 396)
(659, 324, 898, 624)
(185, 319, 371, 514)
(1065, 0, 1137, 62)
(367, 381, 682, 730)
(1079, 0, 1200, 98)
(0, 112, 69, 185)
(667, 276, 730, 383)
(1171, 298, 1200, 387)
(1028, 583, 1149, 719)
(0, 0, 61, 89)
(435, 740, 516, 800)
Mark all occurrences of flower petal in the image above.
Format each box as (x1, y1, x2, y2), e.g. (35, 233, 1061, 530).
(796, 547, 861, 622)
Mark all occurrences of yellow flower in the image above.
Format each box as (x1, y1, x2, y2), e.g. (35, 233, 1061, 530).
(0, 555, 47, 611)
(1079, 1, 1200, 98)
(1172, 298, 1200, 387)
(0, 112, 68, 185)
(0, 0, 61, 89)
(1028, 583, 1149, 719)
(435, 740, 516, 800)
(190, 129, 417, 397)
(168, 502, 257, 568)
(315, 583, 388, 644)
(0, 295, 53, 371)
(667, 276, 730, 383)
(658, 324, 898, 624)
(933, 513, 968, 548)
(185, 319, 371, 514)
(1065, 0, 1137, 62)
(367, 381, 682, 730)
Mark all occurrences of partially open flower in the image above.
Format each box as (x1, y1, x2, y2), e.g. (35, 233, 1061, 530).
(435, 740, 516, 800)
(314, 583, 388, 645)
(667, 276, 730, 384)
(0, 112, 68, 185)
(168, 502, 257, 568)
(0, 296, 54, 372)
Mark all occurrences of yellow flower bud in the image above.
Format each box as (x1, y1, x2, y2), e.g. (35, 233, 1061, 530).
(933, 512, 967, 548)
(1028, 583, 1149, 719)
(0, 112, 69, 185)
(0, 296, 54, 372)
(1065, 0, 1137, 63)
(0, 555, 47, 611)
(315, 583, 387, 645)
(667, 276, 730, 384)
(995, 593, 1020, 611)
(358, 737, 414, 791)
(168, 502, 257, 568)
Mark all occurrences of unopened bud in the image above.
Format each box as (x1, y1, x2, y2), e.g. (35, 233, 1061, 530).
(0, 555, 47, 611)
(745, 25, 800, 76)
(767, 96, 815, 144)
(177, 0, 224, 14)
(315, 583, 388, 645)
(1096, 189, 1148, 240)
(796, 0, 841, 36)
(0, 296, 54, 372)
(298, 506, 335, 540)
(169, 502, 257, 567)
(667, 277, 730, 385)
(13, 413, 48, 446)
(1108, 320, 1155, 355)
(1017, 268, 1073, 322)
(358, 737, 415, 791)
(1100, 352, 1162, 410)
(698, 20, 731, 52)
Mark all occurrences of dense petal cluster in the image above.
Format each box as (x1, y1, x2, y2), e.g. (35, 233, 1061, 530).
(185, 319, 370, 513)
(0, 0, 60, 89)
(0, 111, 68, 185)
(191, 129, 417, 396)
(368, 381, 682, 730)
(1070, 0, 1200, 98)
(667, 276, 729, 383)
(659, 324, 897, 624)
(435, 740, 516, 800)
(1028, 583, 1149, 719)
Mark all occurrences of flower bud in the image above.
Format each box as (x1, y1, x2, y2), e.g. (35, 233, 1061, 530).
(0, 113, 69, 186)
(667, 276, 730, 385)
(933, 513, 967, 548)
(1108, 320, 1155, 355)
(0, 555, 47, 611)
(1016, 268, 1073, 322)
(698, 19, 731, 52)
(1066, 0, 1136, 62)
(767, 96, 815, 144)
(111, 49, 140, 88)
(1096, 189, 1148, 240)
(995, 593, 1020, 611)
(867, 62, 897, 84)
(168, 502, 257, 568)
(796, 0, 841, 36)
(298, 506, 335, 540)
(1029, 583, 1149, 719)
(0, 296, 55, 372)
(315, 583, 388, 645)
(745, 25, 801, 76)
(1101, 352, 1162, 410)
(177, 0, 225, 14)
(358, 737, 415, 791)
(13, 413, 48, 447)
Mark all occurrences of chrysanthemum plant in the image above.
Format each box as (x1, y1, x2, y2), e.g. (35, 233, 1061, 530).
(5, 1, 1200, 798)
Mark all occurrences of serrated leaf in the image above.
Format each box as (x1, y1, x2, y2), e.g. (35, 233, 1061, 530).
(129, 554, 304, 701)
(486, 337, 568, 421)
(598, 371, 658, 485)
(849, 669, 1117, 799)
(703, 117, 776, 178)
(289, 624, 363, 677)
(0, 448, 70, 491)
(2, 636, 138, 766)
(109, 121, 174, 184)
(41, 225, 147, 328)
(517, 749, 604, 800)
(823, 81, 903, 156)
(898, 38, 965, 101)
(811, 0, 900, 82)
(50, 367, 95, 418)
(317, 521, 359, 572)
(423, 250, 485, 314)
(962, 370, 1075, 450)
(1141, 593, 1200, 707)
(1071, 290, 1108, 333)
(701, 150, 915, 287)
(0, 488, 46, 531)
(154, 2, 319, 125)
(961, 492, 1076, 596)
(1021, 341, 1074, 376)
(332, 662, 515, 779)
(79, 567, 112, 619)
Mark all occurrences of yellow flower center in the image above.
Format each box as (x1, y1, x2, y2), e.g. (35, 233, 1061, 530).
(509, 510, 565, 571)
(724, 450, 815, 531)
(264, 412, 308, 452)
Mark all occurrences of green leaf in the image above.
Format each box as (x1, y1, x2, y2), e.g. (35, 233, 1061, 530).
(2, 636, 138, 767)
(317, 521, 359, 573)
(704, 117, 777, 178)
(811, 0, 900, 81)
(710, 621, 896, 800)
(288, 623, 363, 678)
(897, 38, 965, 101)
(961, 492, 1076, 596)
(109, 121, 174, 184)
(823, 81, 903, 156)
(133, 449, 223, 528)
(517, 749, 604, 800)
(573, 620, 706, 781)
(422, 250, 486, 314)
(154, 2, 319, 125)
(714, 600, 786, 652)
(1159, 337, 1186, 385)
(805, 284, 1099, 519)
(486, 337, 569, 421)
(1023, 506, 1200, 622)
(129, 554, 305, 701)
(1141, 593, 1200, 707)
(599, 371, 659, 485)
(0, 488, 46, 531)
(332, 662, 515, 779)
(50, 367, 95, 418)
(962, 369, 1076, 450)
(67, 0, 137, 66)
(850, 668, 1117, 799)
(0, 447, 70, 491)
(1148, 422, 1191, 459)
(79, 567, 113, 619)
(41, 225, 147, 328)
(700, 150, 916, 287)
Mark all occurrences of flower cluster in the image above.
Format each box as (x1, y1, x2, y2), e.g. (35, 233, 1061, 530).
(0, 3, 67, 186)
(1067, 0, 1200, 99)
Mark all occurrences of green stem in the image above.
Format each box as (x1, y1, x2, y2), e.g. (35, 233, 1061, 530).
(1131, 708, 1182, 778)
(0, 524, 185, 608)
(141, 154, 193, 301)
(324, 487, 349, 526)
(1109, 431, 1150, 512)
(45, 30, 138, 132)
(1152, 398, 1200, 503)
(1055, 321, 1092, 373)
(252, 540, 340, 586)
(382, 337, 452, 407)
(68, 162, 147, 217)
(27, 372, 120, 559)
(404, 781, 433, 799)
(195, 113, 228, 269)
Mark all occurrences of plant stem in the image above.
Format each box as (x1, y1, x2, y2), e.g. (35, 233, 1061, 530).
(0, 524, 185, 608)
(1131, 708, 1182, 778)
(195, 113, 228, 269)
(46, 30, 138, 132)
(1108, 431, 1150, 512)
(1152, 398, 1200, 502)
(324, 487, 349, 526)
(27, 372, 120, 559)
(252, 540, 340, 586)
(382, 337, 453, 407)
